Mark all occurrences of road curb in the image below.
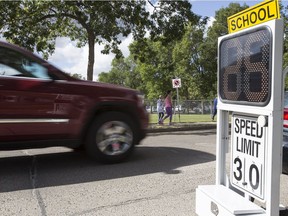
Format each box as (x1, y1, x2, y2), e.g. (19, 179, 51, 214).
(147, 122, 217, 133)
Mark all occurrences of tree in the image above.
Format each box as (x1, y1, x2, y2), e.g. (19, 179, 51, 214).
(172, 23, 207, 99)
(136, 3, 249, 100)
(98, 56, 146, 94)
(68, 73, 86, 80)
(131, 3, 249, 100)
(0, 0, 199, 81)
(98, 58, 127, 86)
(129, 39, 177, 100)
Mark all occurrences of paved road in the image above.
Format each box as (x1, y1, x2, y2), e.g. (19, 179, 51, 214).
(0, 129, 287, 216)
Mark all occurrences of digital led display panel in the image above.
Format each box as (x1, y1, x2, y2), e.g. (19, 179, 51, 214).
(219, 27, 272, 105)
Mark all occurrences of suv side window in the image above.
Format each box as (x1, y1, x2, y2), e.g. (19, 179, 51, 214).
(0, 47, 51, 79)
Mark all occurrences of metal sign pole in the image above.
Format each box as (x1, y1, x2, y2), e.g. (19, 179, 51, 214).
(176, 87, 180, 122)
(172, 78, 181, 123)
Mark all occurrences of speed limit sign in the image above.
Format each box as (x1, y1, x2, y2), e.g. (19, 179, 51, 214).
(231, 114, 267, 200)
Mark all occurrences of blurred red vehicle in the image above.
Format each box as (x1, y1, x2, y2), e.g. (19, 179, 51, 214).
(0, 41, 149, 163)
(283, 93, 288, 174)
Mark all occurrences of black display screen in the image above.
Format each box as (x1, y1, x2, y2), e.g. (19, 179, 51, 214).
(219, 27, 272, 106)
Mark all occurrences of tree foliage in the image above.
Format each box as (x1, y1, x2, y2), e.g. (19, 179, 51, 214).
(172, 23, 206, 99)
(0, 0, 198, 81)
(1, 1, 288, 97)
(100, 3, 250, 100)
(67, 73, 86, 80)
(103, 21, 208, 100)
(98, 56, 144, 91)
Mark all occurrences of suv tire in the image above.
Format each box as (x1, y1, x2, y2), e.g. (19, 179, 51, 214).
(85, 112, 136, 163)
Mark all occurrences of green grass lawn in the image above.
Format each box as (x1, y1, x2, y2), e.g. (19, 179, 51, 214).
(149, 113, 214, 124)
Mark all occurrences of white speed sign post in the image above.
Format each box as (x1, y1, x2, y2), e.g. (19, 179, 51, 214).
(196, 0, 284, 215)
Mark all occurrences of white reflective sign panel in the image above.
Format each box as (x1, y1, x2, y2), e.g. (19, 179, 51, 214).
(231, 114, 267, 200)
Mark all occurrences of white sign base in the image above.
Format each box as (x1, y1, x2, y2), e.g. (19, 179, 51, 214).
(196, 185, 265, 216)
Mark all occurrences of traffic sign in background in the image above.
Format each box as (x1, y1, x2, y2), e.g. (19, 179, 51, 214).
(172, 78, 181, 88)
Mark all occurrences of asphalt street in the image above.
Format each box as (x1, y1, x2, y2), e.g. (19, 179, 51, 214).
(0, 129, 287, 216)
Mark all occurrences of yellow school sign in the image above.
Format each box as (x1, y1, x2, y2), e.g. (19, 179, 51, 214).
(228, 0, 280, 33)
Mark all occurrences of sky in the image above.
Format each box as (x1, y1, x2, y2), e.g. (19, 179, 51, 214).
(47, 0, 287, 80)
(191, 0, 266, 17)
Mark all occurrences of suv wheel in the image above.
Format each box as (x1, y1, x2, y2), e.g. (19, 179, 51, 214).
(85, 112, 136, 163)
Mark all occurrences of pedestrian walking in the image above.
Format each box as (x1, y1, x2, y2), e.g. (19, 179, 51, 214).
(212, 97, 218, 121)
(160, 90, 173, 125)
(157, 95, 164, 124)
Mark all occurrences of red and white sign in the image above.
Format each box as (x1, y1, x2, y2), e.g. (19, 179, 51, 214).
(172, 78, 181, 88)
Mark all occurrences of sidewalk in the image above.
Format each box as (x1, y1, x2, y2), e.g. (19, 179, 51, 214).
(147, 122, 217, 133)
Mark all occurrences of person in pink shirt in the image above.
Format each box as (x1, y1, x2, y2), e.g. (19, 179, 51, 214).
(160, 90, 173, 125)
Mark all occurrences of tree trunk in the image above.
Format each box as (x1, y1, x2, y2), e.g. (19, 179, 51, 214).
(87, 33, 95, 81)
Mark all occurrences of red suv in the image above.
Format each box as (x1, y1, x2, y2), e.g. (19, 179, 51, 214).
(0, 41, 149, 163)
(283, 92, 288, 173)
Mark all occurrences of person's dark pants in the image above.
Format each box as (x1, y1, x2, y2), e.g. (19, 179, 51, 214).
(212, 109, 217, 120)
(158, 112, 164, 121)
